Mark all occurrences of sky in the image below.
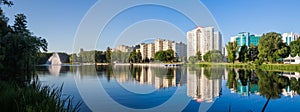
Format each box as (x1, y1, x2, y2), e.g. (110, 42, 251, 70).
(2, 0, 300, 53)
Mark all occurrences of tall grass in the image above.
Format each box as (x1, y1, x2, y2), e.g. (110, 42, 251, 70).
(0, 80, 82, 112)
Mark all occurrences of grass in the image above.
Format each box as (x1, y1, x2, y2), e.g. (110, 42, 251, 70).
(191, 62, 300, 72)
(0, 80, 82, 112)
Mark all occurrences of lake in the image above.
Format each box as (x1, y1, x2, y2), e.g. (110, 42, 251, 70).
(36, 65, 300, 112)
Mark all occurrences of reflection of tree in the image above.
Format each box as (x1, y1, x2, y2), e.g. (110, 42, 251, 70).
(256, 70, 288, 99)
(129, 66, 141, 81)
(290, 77, 300, 93)
(227, 68, 237, 90)
(203, 67, 223, 80)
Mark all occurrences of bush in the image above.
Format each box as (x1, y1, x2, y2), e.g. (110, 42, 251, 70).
(0, 81, 81, 112)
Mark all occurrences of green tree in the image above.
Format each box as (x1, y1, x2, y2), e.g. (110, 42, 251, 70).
(238, 45, 248, 63)
(154, 49, 175, 63)
(196, 51, 202, 61)
(290, 37, 300, 57)
(248, 44, 259, 62)
(226, 41, 239, 64)
(258, 32, 290, 63)
(0, 14, 47, 83)
(203, 50, 223, 62)
(106, 47, 111, 63)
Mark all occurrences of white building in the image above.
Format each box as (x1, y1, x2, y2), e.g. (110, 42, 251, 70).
(140, 43, 148, 60)
(284, 55, 300, 64)
(163, 40, 174, 51)
(282, 32, 299, 45)
(116, 45, 133, 52)
(172, 42, 187, 58)
(147, 43, 155, 59)
(155, 39, 164, 53)
(187, 26, 222, 59)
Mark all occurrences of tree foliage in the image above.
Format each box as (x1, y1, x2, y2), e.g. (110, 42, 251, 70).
(154, 49, 175, 63)
(0, 13, 47, 83)
(203, 50, 223, 62)
(238, 45, 248, 63)
(290, 37, 300, 57)
(226, 41, 239, 64)
(258, 32, 290, 63)
(106, 47, 111, 63)
(196, 51, 202, 61)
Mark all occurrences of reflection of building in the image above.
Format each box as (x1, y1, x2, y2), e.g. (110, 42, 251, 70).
(187, 67, 222, 102)
(187, 26, 222, 59)
(111, 66, 187, 89)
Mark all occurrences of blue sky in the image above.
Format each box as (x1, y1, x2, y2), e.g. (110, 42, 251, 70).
(3, 0, 300, 53)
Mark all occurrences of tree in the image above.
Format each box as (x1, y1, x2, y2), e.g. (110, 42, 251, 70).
(258, 32, 290, 63)
(154, 49, 175, 63)
(196, 51, 202, 61)
(203, 50, 223, 62)
(106, 47, 111, 63)
(238, 45, 248, 63)
(248, 44, 259, 62)
(226, 41, 239, 64)
(290, 37, 300, 57)
(0, 13, 47, 83)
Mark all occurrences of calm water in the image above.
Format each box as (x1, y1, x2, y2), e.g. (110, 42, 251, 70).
(36, 65, 300, 112)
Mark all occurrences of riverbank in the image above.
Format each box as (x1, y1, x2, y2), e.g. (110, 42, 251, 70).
(194, 62, 300, 72)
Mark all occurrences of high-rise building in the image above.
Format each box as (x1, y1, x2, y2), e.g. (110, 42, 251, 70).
(282, 32, 299, 45)
(214, 31, 222, 51)
(155, 39, 164, 52)
(116, 45, 133, 52)
(163, 40, 174, 51)
(172, 42, 187, 58)
(140, 43, 148, 60)
(187, 26, 222, 58)
(147, 43, 155, 59)
(230, 32, 261, 47)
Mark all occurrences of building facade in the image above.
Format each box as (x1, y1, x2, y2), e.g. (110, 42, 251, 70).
(282, 32, 299, 45)
(155, 39, 164, 53)
(116, 45, 133, 52)
(172, 42, 187, 58)
(187, 26, 222, 58)
(140, 43, 148, 60)
(230, 32, 261, 47)
(147, 43, 155, 59)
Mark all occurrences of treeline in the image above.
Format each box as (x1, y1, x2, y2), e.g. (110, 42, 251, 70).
(188, 50, 224, 64)
(0, 1, 80, 111)
(226, 32, 300, 64)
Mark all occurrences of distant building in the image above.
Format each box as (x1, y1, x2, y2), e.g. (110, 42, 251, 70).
(116, 45, 133, 52)
(147, 43, 155, 59)
(282, 32, 299, 45)
(187, 26, 222, 59)
(155, 39, 164, 52)
(230, 32, 261, 47)
(140, 43, 148, 60)
(214, 31, 222, 51)
(172, 42, 187, 58)
(163, 40, 174, 51)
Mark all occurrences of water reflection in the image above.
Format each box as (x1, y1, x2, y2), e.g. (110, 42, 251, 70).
(187, 67, 223, 103)
(226, 68, 300, 99)
(38, 65, 300, 111)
